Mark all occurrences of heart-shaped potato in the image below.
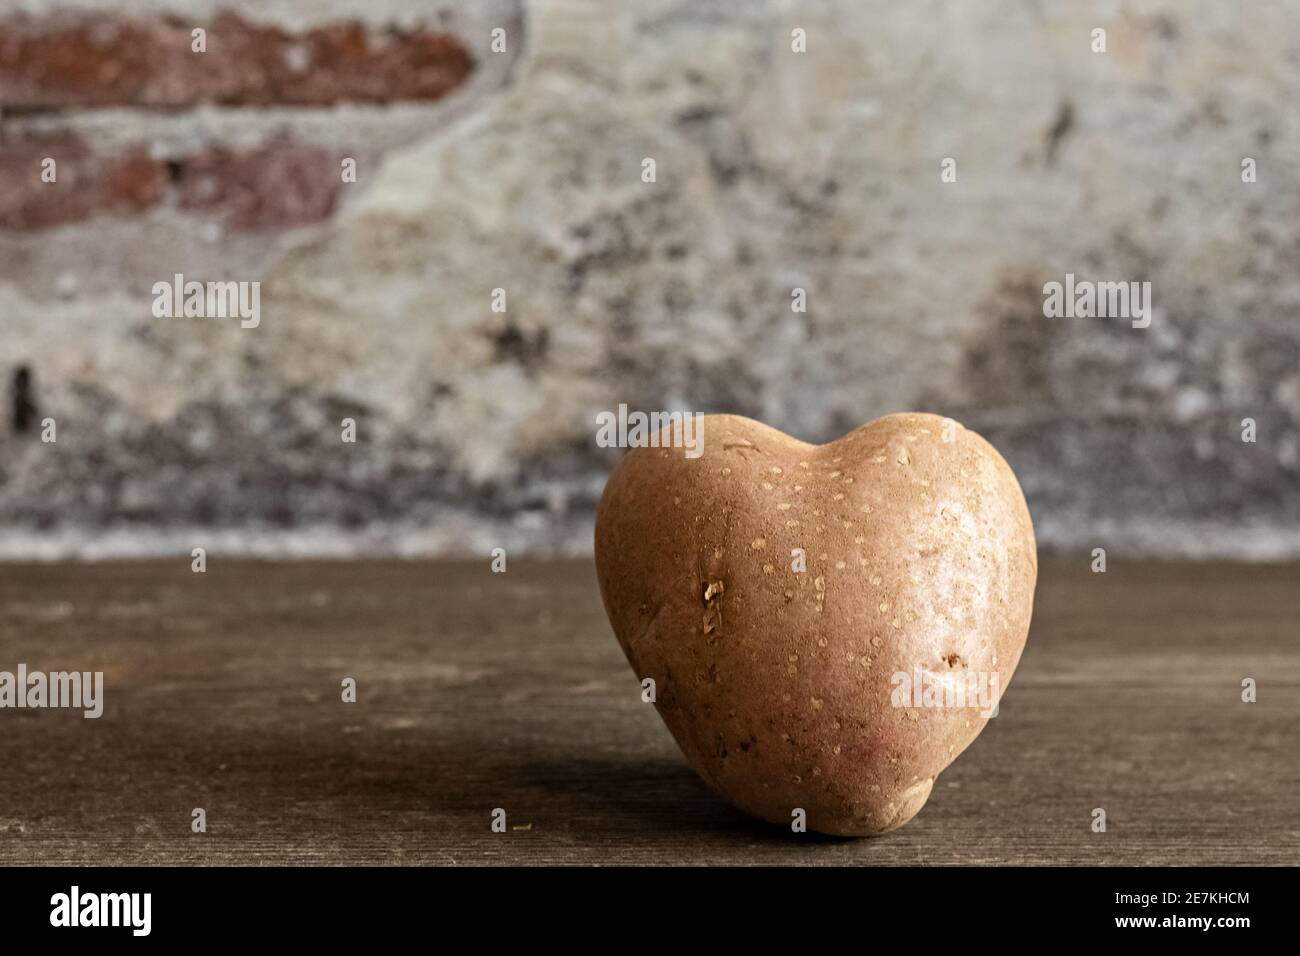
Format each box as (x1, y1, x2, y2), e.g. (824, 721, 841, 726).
(595, 412, 1036, 836)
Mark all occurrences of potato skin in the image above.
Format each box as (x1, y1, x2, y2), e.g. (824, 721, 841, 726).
(594, 413, 1036, 836)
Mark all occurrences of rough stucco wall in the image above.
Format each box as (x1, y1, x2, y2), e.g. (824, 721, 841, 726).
(1, 0, 1298, 559)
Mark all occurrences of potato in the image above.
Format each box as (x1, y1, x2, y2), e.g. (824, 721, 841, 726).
(594, 413, 1036, 836)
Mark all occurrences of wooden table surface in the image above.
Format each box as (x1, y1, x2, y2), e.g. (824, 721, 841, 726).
(0, 556, 1296, 865)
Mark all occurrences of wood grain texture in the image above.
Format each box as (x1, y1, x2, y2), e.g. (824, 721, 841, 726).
(0, 557, 1296, 865)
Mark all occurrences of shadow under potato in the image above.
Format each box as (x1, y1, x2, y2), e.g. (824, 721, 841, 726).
(510, 751, 866, 845)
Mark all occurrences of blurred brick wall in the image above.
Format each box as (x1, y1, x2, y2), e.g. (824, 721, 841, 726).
(0, 8, 476, 231)
(0, 0, 523, 556)
(0, 1, 514, 233)
(1, 0, 1298, 560)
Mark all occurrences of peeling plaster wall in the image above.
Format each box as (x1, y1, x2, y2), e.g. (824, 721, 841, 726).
(1, 0, 1298, 559)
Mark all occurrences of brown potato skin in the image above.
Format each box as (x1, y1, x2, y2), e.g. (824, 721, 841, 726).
(594, 413, 1037, 836)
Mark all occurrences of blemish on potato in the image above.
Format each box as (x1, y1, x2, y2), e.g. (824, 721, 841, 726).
(750, 538, 766, 550)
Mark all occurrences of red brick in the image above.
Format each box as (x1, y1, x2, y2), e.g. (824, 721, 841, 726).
(0, 136, 343, 231)
(105, 152, 170, 211)
(0, 12, 474, 109)
(0, 135, 166, 229)
(175, 146, 345, 230)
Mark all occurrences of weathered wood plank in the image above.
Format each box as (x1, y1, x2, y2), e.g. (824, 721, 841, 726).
(0, 557, 1296, 865)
